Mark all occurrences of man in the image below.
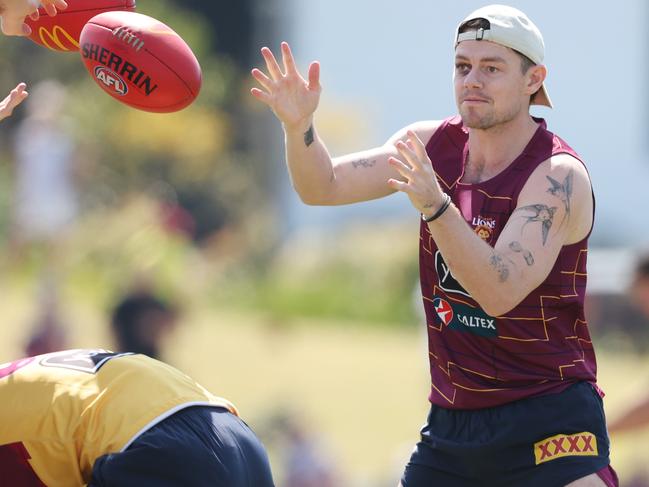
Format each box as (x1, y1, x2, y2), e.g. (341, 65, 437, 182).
(0, 0, 67, 36)
(0, 348, 276, 486)
(0, 82, 28, 122)
(607, 255, 649, 435)
(251, 4, 616, 486)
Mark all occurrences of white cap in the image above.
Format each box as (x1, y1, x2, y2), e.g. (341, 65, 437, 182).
(455, 4, 552, 108)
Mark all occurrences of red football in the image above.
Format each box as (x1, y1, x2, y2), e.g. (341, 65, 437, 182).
(79, 11, 202, 113)
(25, 0, 136, 52)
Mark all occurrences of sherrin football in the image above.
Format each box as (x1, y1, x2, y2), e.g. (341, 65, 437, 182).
(25, 0, 136, 52)
(79, 11, 202, 113)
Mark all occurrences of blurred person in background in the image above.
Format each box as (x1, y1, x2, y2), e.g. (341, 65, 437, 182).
(23, 273, 68, 356)
(0, 0, 67, 36)
(11, 79, 79, 261)
(0, 348, 275, 486)
(607, 255, 649, 435)
(110, 281, 178, 361)
(266, 411, 340, 487)
(251, 4, 615, 486)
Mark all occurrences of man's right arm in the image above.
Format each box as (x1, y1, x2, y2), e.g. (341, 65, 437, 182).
(251, 42, 441, 206)
(284, 120, 442, 206)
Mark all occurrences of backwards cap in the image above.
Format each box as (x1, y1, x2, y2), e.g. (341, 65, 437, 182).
(455, 4, 552, 107)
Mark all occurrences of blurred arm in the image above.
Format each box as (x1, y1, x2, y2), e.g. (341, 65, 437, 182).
(0, 83, 28, 122)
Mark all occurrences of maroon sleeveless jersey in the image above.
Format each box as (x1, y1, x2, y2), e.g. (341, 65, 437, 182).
(420, 115, 598, 409)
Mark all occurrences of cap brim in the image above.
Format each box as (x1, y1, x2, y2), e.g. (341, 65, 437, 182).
(532, 83, 552, 108)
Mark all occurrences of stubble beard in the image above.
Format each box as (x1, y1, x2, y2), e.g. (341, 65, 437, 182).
(460, 101, 522, 131)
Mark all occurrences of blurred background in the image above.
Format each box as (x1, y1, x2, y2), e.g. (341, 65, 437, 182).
(0, 0, 648, 485)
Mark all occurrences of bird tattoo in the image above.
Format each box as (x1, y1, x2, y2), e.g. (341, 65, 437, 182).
(546, 170, 573, 225)
(516, 204, 557, 245)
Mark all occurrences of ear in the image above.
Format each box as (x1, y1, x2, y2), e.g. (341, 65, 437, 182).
(525, 64, 547, 96)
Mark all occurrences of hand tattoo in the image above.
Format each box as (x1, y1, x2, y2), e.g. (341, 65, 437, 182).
(304, 125, 314, 147)
(509, 241, 534, 266)
(515, 204, 556, 245)
(490, 253, 510, 282)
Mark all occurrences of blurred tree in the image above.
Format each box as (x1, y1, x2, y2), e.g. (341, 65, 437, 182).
(174, 0, 256, 69)
(0, 0, 278, 251)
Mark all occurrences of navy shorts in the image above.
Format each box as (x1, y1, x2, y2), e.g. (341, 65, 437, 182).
(401, 382, 618, 487)
(89, 406, 275, 487)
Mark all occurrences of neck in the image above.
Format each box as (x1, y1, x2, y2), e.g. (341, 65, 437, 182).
(465, 113, 539, 179)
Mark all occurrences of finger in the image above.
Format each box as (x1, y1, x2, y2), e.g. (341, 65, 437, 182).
(251, 68, 273, 91)
(250, 87, 272, 105)
(395, 140, 420, 169)
(281, 42, 299, 76)
(42, 3, 59, 17)
(54, 0, 69, 10)
(407, 130, 428, 162)
(29, 10, 40, 21)
(388, 156, 413, 178)
(307, 61, 320, 92)
(1, 16, 26, 36)
(388, 178, 410, 192)
(260, 46, 284, 81)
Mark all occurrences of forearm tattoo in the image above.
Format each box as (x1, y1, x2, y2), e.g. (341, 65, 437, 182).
(489, 253, 510, 283)
(304, 125, 315, 147)
(351, 158, 376, 169)
(509, 241, 534, 266)
(546, 170, 573, 225)
(515, 204, 557, 245)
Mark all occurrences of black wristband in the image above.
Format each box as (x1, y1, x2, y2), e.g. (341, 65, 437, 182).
(422, 193, 452, 223)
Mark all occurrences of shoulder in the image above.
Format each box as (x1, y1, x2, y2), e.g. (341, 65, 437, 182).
(384, 119, 446, 147)
(526, 153, 591, 194)
(519, 153, 593, 243)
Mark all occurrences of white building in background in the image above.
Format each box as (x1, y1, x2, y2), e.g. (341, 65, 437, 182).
(253, 0, 649, 251)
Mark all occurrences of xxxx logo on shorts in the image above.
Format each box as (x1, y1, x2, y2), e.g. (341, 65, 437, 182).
(534, 432, 597, 465)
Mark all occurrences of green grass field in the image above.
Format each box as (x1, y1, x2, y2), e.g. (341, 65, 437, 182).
(2, 285, 649, 485)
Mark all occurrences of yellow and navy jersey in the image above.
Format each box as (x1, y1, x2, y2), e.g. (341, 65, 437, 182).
(0, 349, 237, 486)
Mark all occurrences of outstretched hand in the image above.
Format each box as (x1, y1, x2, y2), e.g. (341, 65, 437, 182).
(250, 41, 321, 130)
(0, 83, 28, 122)
(388, 131, 446, 217)
(0, 0, 68, 36)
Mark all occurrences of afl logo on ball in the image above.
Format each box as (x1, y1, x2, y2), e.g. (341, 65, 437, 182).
(94, 66, 128, 96)
(433, 297, 454, 326)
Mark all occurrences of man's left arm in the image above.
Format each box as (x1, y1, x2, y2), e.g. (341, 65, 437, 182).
(389, 133, 592, 316)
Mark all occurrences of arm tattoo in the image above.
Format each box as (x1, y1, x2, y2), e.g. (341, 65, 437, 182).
(304, 125, 315, 147)
(546, 169, 573, 224)
(509, 241, 535, 266)
(489, 253, 510, 283)
(515, 204, 557, 245)
(351, 158, 376, 169)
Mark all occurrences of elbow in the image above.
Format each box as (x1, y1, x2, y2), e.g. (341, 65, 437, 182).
(481, 300, 515, 318)
(476, 289, 524, 317)
(293, 183, 334, 206)
(296, 190, 324, 206)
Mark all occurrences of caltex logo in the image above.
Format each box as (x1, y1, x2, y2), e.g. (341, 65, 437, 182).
(433, 298, 454, 326)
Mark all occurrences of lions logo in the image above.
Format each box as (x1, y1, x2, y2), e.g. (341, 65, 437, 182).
(475, 224, 493, 241)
